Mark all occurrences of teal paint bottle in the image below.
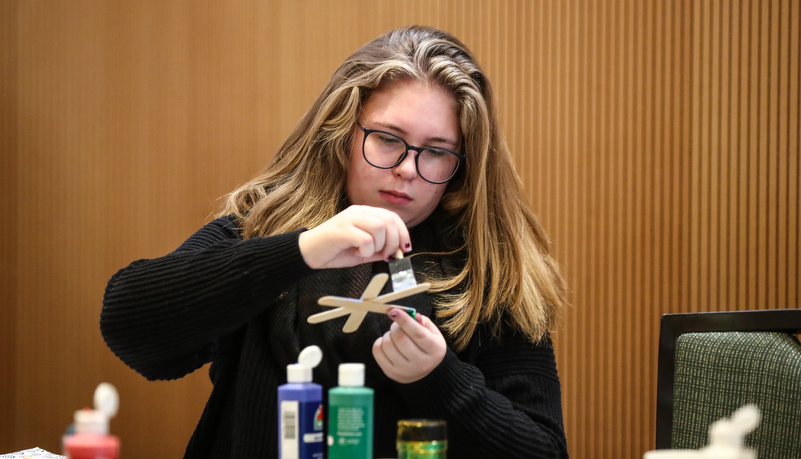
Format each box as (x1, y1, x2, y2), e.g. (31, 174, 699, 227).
(327, 363, 374, 459)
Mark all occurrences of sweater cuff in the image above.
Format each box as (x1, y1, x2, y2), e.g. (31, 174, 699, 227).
(395, 350, 480, 414)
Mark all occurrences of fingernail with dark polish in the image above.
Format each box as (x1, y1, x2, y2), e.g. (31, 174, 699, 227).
(388, 309, 399, 319)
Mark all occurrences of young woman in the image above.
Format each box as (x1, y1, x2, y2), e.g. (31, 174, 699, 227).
(101, 25, 569, 458)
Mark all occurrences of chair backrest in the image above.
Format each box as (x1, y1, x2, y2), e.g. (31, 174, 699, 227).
(655, 309, 801, 458)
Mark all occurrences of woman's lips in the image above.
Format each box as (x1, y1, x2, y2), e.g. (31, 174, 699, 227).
(379, 190, 412, 205)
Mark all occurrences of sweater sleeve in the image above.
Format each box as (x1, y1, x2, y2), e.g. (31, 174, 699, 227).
(100, 216, 315, 381)
(396, 331, 569, 458)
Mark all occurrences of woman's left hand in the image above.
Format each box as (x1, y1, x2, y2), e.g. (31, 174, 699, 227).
(372, 308, 447, 384)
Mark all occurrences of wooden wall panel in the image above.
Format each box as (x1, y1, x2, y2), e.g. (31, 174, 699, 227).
(1, 0, 19, 448)
(2, 1, 798, 458)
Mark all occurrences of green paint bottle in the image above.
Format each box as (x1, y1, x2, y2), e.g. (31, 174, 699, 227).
(327, 363, 373, 459)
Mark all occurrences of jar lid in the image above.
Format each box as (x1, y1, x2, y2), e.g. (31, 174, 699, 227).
(397, 419, 447, 442)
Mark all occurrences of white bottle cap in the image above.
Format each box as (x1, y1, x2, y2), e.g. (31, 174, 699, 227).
(74, 383, 119, 435)
(642, 451, 701, 459)
(94, 382, 119, 419)
(287, 363, 312, 383)
(338, 363, 365, 387)
(74, 408, 108, 435)
(286, 345, 323, 383)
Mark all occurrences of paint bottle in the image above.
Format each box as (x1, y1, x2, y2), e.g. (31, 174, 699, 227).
(278, 345, 324, 459)
(63, 382, 120, 459)
(396, 419, 448, 458)
(327, 363, 374, 459)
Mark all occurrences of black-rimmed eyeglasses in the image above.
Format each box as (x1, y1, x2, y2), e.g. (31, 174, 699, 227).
(359, 125, 464, 184)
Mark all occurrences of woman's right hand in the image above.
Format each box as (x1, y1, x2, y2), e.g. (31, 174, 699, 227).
(297, 205, 411, 269)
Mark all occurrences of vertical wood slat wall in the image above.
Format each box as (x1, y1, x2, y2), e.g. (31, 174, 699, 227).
(2, 1, 798, 458)
(0, 0, 19, 449)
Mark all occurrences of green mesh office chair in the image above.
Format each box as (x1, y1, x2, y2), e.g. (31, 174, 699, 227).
(654, 309, 801, 458)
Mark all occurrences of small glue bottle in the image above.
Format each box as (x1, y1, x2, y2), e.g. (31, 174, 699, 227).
(63, 382, 121, 459)
(278, 345, 324, 459)
(328, 363, 374, 459)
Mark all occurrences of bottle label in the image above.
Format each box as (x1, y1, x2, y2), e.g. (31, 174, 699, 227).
(333, 406, 367, 442)
(329, 405, 371, 458)
(280, 400, 323, 459)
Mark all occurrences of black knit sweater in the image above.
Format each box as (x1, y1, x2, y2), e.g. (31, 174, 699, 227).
(100, 213, 569, 458)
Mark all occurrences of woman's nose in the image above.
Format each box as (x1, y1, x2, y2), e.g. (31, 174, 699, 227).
(393, 151, 418, 179)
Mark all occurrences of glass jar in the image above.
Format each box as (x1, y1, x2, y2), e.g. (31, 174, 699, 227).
(396, 419, 447, 458)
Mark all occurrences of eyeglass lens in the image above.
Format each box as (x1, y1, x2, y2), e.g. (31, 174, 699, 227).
(363, 130, 460, 183)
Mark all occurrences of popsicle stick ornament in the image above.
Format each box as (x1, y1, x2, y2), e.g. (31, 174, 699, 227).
(307, 273, 430, 333)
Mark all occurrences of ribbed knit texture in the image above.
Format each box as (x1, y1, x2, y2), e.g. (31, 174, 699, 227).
(100, 214, 569, 458)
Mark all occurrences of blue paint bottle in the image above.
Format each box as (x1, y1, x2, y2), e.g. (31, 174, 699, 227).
(278, 345, 324, 459)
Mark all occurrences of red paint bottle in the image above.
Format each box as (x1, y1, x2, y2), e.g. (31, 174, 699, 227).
(63, 383, 120, 459)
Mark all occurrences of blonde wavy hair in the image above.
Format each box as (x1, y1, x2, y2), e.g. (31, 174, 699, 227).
(220, 25, 566, 350)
